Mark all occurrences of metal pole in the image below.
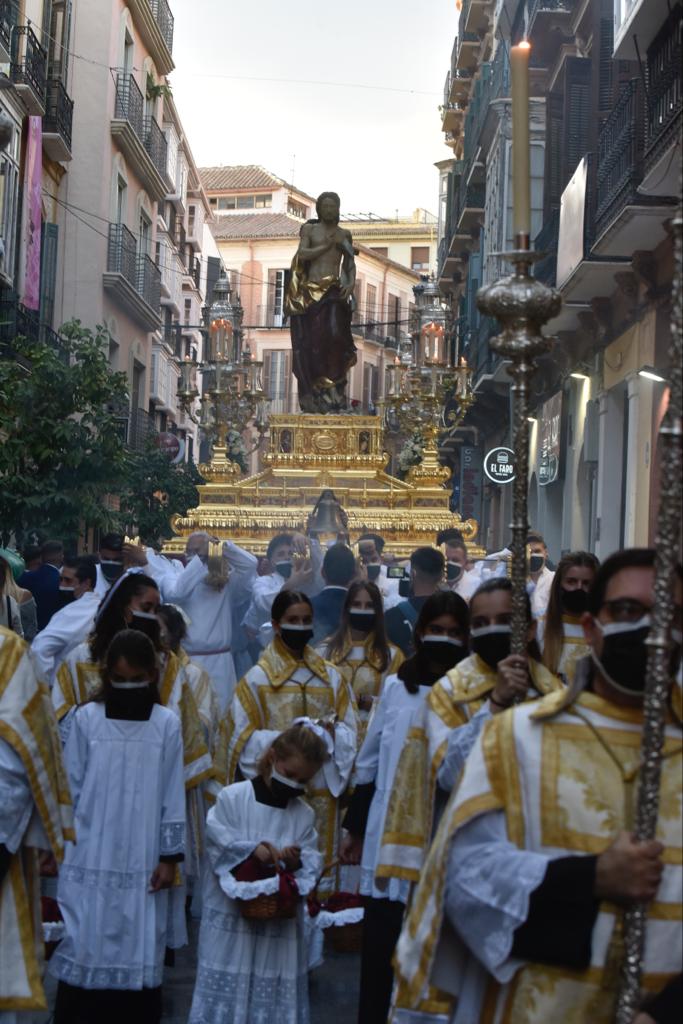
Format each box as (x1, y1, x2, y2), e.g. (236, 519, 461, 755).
(477, 234, 561, 653)
(615, 202, 683, 1022)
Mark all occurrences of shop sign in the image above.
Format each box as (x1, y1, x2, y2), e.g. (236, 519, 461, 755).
(483, 446, 516, 484)
(538, 391, 562, 486)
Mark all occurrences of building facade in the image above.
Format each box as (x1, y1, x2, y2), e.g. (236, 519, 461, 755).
(436, 0, 681, 557)
(0, 1, 213, 463)
(201, 165, 421, 471)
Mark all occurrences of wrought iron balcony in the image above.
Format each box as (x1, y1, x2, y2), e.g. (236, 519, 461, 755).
(105, 224, 162, 331)
(43, 78, 74, 161)
(112, 73, 168, 201)
(149, 0, 174, 53)
(10, 24, 47, 114)
(143, 114, 168, 179)
(0, 291, 67, 364)
(126, 406, 156, 451)
(0, 0, 18, 62)
(644, 5, 682, 183)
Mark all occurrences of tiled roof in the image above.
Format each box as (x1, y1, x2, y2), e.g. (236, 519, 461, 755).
(199, 165, 315, 201)
(211, 213, 304, 240)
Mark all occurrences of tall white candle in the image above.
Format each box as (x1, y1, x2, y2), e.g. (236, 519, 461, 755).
(510, 41, 531, 239)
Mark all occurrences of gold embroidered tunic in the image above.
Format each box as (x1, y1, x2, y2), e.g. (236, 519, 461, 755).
(392, 683, 683, 1023)
(215, 636, 358, 891)
(377, 654, 562, 885)
(0, 627, 73, 1012)
(323, 632, 404, 741)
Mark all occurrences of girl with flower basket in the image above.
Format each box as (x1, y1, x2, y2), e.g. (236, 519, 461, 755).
(188, 723, 329, 1024)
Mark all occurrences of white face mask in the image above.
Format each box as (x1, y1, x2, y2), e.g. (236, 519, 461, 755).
(270, 767, 305, 794)
(422, 634, 464, 646)
(470, 624, 512, 639)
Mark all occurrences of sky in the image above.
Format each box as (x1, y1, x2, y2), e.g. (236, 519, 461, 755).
(170, 0, 459, 217)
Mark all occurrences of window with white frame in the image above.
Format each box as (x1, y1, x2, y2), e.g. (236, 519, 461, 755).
(0, 117, 21, 284)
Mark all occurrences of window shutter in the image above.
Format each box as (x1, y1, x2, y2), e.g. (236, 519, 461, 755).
(563, 58, 591, 184)
(39, 222, 59, 330)
(544, 93, 563, 217)
(266, 268, 277, 326)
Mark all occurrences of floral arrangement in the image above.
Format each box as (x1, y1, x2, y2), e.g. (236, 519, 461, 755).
(226, 429, 248, 474)
(397, 430, 425, 475)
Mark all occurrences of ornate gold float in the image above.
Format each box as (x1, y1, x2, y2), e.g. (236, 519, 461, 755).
(166, 414, 483, 559)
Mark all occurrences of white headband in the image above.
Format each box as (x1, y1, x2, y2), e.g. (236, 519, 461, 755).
(291, 716, 334, 754)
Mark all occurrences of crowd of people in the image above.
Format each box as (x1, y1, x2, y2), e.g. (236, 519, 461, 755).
(0, 526, 680, 1024)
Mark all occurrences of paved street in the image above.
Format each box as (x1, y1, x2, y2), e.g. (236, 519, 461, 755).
(40, 921, 361, 1023)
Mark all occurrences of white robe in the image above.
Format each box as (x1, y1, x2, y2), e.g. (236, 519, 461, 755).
(188, 780, 322, 1024)
(50, 702, 186, 991)
(147, 543, 258, 711)
(30, 591, 100, 688)
(354, 675, 430, 904)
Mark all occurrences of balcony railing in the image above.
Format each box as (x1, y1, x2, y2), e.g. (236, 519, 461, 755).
(594, 79, 646, 239)
(645, 5, 682, 174)
(115, 71, 144, 138)
(138, 252, 162, 312)
(149, 0, 174, 54)
(127, 406, 156, 451)
(43, 78, 74, 151)
(528, 0, 573, 34)
(0, 0, 18, 57)
(143, 114, 168, 180)
(0, 291, 67, 362)
(10, 24, 47, 108)
(108, 223, 138, 287)
(107, 223, 162, 314)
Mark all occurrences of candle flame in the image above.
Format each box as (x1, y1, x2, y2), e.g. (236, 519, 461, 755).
(518, 40, 531, 50)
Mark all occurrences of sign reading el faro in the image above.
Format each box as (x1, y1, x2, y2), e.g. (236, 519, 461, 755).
(483, 446, 516, 484)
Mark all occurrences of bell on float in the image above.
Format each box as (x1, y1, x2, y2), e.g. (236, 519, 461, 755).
(308, 489, 347, 540)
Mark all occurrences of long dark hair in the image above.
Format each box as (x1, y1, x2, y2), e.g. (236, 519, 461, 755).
(89, 573, 160, 662)
(271, 589, 313, 623)
(90, 629, 161, 704)
(543, 551, 600, 674)
(398, 591, 469, 694)
(470, 577, 543, 662)
(325, 580, 390, 672)
(157, 604, 187, 654)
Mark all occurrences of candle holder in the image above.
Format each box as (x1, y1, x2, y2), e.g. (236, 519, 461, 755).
(476, 234, 561, 654)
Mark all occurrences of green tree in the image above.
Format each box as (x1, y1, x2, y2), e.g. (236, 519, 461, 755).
(0, 321, 130, 548)
(119, 440, 202, 548)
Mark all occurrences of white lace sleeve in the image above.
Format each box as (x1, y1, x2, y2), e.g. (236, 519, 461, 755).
(160, 712, 186, 857)
(445, 810, 549, 983)
(437, 703, 493, 794)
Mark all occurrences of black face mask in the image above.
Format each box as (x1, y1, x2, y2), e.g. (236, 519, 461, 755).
(57, 587, 76, 609)
(592, 616, 651, 695)
(269, 767, 305, 804)
(471, 625, 512, 670)
(100, 560, 124, 584)
(529, 554, 545, 575)
(561, 588, 589, 615)
(130, 611, 161, 647)
(349, 610, 376, 634)
(106, 679, 158, 720)
(366, 563, 381, 582)
(280, 625, 313, 654)
(447, 562, 464, 583)
(422, 636, 466, 671)
(275, 561, 293, 580)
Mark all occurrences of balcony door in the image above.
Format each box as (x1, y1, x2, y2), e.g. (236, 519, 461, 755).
(263, 349, 292, 413)
(139, 210, 152, 257)
(267, 269, 287, 327)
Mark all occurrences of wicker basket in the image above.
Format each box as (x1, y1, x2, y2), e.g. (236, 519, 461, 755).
(327, 919, 363, 953)
(238, 891, 297, 920)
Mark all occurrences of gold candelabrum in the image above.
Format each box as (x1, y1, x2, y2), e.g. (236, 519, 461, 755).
(378, 275, 476, 485)
(175, 271, 270, 473)
(476, 236, 561, 655)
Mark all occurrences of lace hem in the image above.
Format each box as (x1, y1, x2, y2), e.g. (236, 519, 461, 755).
(189, 965, 308, 1024)
(60, 864, 150, 889)
(160, 820, 185, 856)
(203, 906, 298, 937)
(315, 906, 364, 929)
(49, 951, 163, 990)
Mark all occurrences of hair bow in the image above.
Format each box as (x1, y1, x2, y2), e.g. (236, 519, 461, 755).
(292, 716, 334, 754)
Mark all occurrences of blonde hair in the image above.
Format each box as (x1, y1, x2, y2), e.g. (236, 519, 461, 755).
(257, 723, 329, 777)
(0, 557, 22, 601)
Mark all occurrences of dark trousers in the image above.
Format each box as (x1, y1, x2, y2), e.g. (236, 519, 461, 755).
(358, 896, 406, 1024)
(54, 980, 162, 1024)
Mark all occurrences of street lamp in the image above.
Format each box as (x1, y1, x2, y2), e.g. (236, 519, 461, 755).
(175, 270, 270, 475)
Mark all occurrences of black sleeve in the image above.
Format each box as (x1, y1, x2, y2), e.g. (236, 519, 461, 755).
(641, 974, 682, 1024)
(0, 843, 11, 888)
(511, 855, 599, 969)
(342, 782, 376, 837)
(159, 853, 185, 864)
